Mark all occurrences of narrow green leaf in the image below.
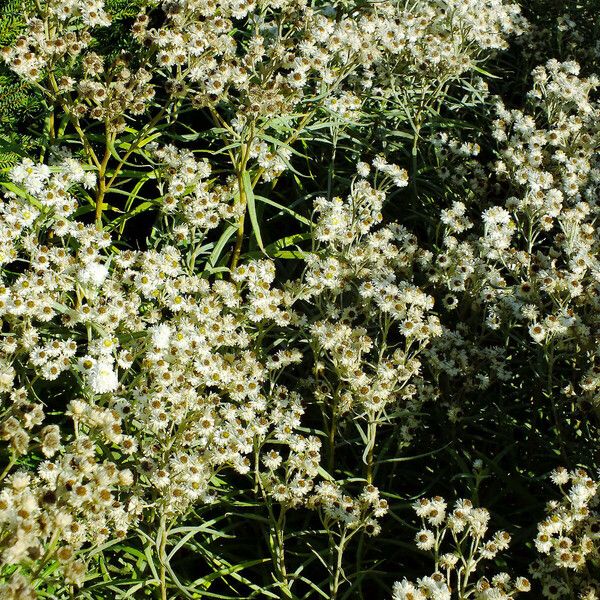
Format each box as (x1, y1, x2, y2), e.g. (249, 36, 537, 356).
(207, 223, 238, 271)
(254, 195, 311, 226)
(243, 170, 264, 252)
(0, 181, 41, 208)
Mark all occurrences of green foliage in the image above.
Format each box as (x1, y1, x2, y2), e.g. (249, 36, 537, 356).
(0, 0, 33, 46)
(0, 0, 38, 170)
(0, 0, 149, 172)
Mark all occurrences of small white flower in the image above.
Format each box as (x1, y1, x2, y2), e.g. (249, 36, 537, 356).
(80, 262, 109, 287)
(529, 323, 546, 343)
(83, 172, 97, 189)
(415, 528, 436, 550)
(88, 358, 119, 394)
(393, 579, 425, 600)
(356, 161, 370, 177)
(550, 467, 570, 486)
(151, 324, 171, 349)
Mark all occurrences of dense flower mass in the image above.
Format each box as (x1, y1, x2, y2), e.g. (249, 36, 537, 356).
(0, 0, 598, 597)
(531, 468, 600, 599)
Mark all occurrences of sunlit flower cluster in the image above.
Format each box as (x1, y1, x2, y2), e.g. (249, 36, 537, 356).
(530, 468, 599, 599)
(393, 497, 531, 600)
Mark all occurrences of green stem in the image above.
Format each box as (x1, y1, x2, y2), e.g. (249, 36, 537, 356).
(95, 144, 111, 226)
(158, 515, 168, 600)
(45, 73, 101, 170)
(546, 347, 569, 464)
(0, 454, 16, 482)
(104, 106, 168, 191)
(31, 530, 60, 581)
(230, 168, 248, 272)
(328, 411, 337, 475)
(330, 529, 347, 599)
(366, 420, 377, 485)
(269, 504, 292, 599)
(229, 109, 316, 271)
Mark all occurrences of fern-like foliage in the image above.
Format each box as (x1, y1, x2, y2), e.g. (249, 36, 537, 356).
(93, 0, 150, 64)
(0, 0, 33, 46)
(105, 0, 149, 18)
(0, 0, 40, 170)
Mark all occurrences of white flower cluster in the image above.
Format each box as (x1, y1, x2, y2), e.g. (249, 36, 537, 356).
(294, 173, 441, 457)
(365, 0, 526, 110)
(0, 446, 136, 588)
(531, 468, 599, 599)
(1, 0, 110, 82)
(393, 497, 531, 600)
(0, 157, 321, 584)
(151, 143, 241, 231)
(428, 60, 600, 414)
